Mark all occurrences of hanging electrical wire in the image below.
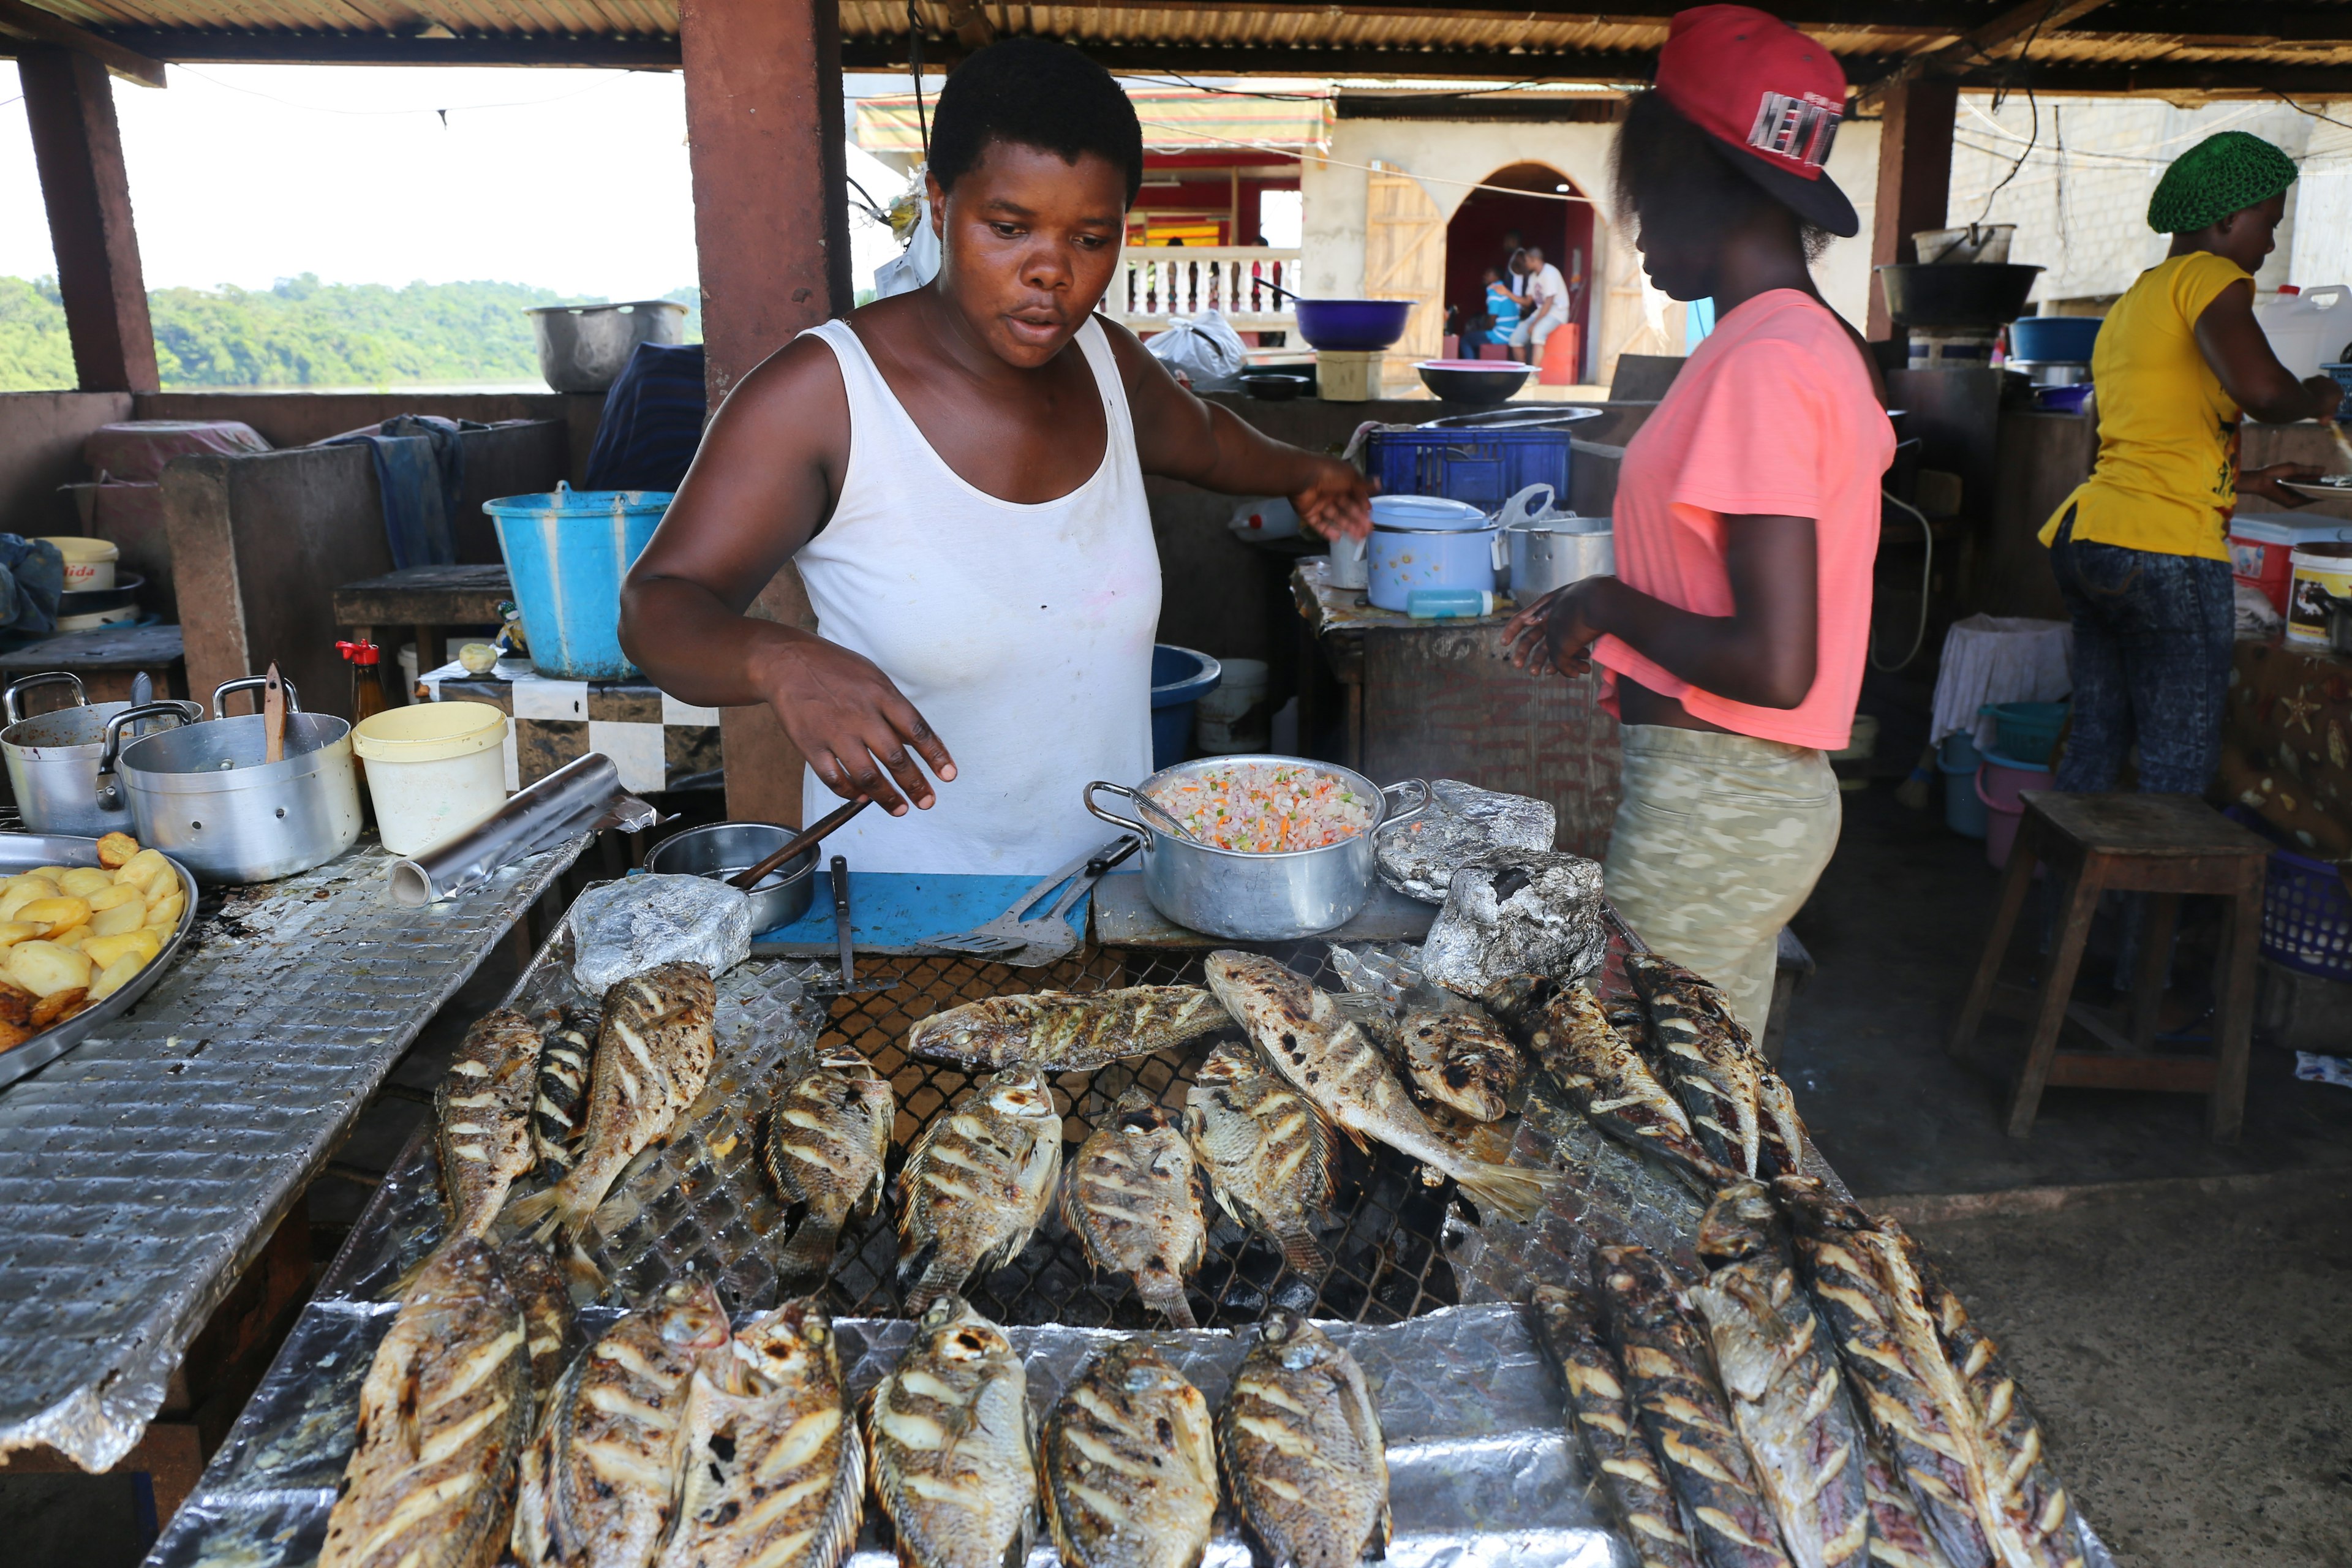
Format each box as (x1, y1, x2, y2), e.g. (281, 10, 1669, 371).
(907, 0, 930, 158)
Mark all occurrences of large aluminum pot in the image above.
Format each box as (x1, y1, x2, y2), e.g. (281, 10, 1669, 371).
(99, 676, 363, 884)
(1508, 516, 1613, 600)
(1085, 759, 1429, 940)
(0, 673, 200, 836)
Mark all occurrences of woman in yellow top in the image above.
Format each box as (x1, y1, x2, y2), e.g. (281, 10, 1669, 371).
(2041, 130, 2337, 801)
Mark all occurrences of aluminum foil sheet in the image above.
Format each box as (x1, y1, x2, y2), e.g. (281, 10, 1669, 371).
(1374, 777, 1558, 902)
(389, 751, 656, 907)
(0, 836, 585, 1472)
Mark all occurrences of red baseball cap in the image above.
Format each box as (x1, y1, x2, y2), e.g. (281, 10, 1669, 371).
(1655, 4, 1858, 237)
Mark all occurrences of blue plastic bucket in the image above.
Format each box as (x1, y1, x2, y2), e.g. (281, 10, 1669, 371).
(1980, 700, 2068, 766)
(1939, 730, 1988, 839)
(483, 485, 671, 679)
(1150, 645, 1222, 772)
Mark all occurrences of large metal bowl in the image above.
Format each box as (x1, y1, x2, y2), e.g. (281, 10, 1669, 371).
(644, 822, 817, 935)
(1086, 758, 1429, 940)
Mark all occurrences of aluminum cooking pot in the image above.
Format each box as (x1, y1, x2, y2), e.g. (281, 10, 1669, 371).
(1085, 759, 1430, 940)
(1366, 496, 1502, 614)
(99, 676, 363, 884)
(644, 822, 818, 933)
(1508, 517, 1613, 600)
(0, 672, 200, 837)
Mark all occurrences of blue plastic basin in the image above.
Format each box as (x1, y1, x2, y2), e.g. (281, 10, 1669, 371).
(483, 484, 671, 679)
(2010, 315, 2103, 363)
(1150, 644, 1222, 772)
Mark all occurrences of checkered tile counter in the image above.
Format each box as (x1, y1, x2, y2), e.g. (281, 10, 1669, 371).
(418, 658, 723, 793)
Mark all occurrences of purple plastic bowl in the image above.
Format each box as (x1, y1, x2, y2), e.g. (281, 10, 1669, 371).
(1293, 298, 1414, 351)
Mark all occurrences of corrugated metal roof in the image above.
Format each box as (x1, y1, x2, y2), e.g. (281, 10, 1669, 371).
(859, 85, 1333, 152)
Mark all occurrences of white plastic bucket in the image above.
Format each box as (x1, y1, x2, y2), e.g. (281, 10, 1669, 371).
(2287, 541, 2352, 647)
(352, 701, 510, 856)
(1194, 658, 1272, 753)
(2253, 285, 2351, 383)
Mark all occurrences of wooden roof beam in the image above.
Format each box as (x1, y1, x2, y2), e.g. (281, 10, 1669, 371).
(1855, 0, 2113, 107)
(0, 0, 167, 87)
(85, 26, 680, 67)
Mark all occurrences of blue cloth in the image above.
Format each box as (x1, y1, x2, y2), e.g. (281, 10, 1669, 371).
(1485, 282, 1521, 344)
(0, 536, 64, 641)
(584, 343, 708, 494)
(328, 414, 477, 570)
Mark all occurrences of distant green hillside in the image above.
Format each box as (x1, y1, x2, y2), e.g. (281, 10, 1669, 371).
(0, 275, 704, 391)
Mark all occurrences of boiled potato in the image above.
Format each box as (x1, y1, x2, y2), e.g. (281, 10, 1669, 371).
(83, 928, 161, 970)
(56, 867, 112, 899)
(89, 900, 145, 938)
(145, 890, 186, 931)
(50, 925, 87, 951)
(115, 849, 173, 894)
(0, 923, 39, 948)
(94, 832, 138, 869)
(86, 883, 140, 914)
(89, 953, 144, 1001)
(30, 866, 72, 883)
(7, 940, 90, 997)
(0, 880, 56, 921)
(29, 987, 86, 1028)
(18, 896, 90, 935)
(3, 873, 57, 899)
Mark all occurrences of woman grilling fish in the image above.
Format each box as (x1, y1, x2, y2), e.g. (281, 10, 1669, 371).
(619, 40, 1371, 874)
(1506, 4, 1894, 1036)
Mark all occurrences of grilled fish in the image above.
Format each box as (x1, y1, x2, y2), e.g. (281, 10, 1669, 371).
(1204, 951, 1556, 1223)
(907, 986, 1229, 1073)
(321, 1238, 532, 1568)
(1041, 1341, 1218, 1568)
(1065, 1088, 1207, 1327)
(660, 1298, 864, 1568)
(496, 1234, 576, 1406)
(1687, 1183, 1869, 1568)
(1596, 1245, 1795, 1568)
(437, 1008, 545, 1240)
(533, 1006, 600, 1175)
(1531, 1283, 1702, 1568)
(1332, 943, 1524, 1121)
(1626, 954, 1765, 1178)
(1218, 1311, 1390, 1568)
(868, 1294, 1037, 1568)
(1183, 1039, 1333, 1275)
(1755, 1072, 1811, 1180)
(897, 1065, 1063, 1314)
(764, 1053, 894, 1284)
(1864, 1439, 1956, 1568)
(511, 1278, 733, 1568)
(510, 963, 719, 1246)
(1773, 1179, 1988, 1568)
(1529, 984, 1730, 1188)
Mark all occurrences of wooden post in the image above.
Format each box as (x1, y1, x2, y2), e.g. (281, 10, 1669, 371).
(1867, 77, 1959, 341)
(679, 0, 853, 826)
(18, 45, 158, 394)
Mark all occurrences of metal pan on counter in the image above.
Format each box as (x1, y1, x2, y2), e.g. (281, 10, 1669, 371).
(0, 832, 200, 1093)
(0, 673, 201, 837)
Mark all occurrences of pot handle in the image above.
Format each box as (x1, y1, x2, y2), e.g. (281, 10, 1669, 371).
(1378, 777, 1433, 831)
(1496, 483, 1555, 532)
(1490, 532, 1511, 572)
(1083, 780, 1156, 851)
(94, 700, 203, 808)
(4, 671, 85, 725)
(212, 674, 302, 719)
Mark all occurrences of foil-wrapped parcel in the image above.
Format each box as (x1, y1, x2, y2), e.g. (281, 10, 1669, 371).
(1375, 779, 1558, 902)
(1421, 851, 1607, 996)
(568, 873, 753, 995)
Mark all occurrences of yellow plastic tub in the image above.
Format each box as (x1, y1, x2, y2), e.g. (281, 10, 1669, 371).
(352, 701, 510, 856)
(43, 535, 118, 592)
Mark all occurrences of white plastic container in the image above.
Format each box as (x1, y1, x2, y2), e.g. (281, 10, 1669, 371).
(351, 701, 510, 856)
(1194, 658, 1272, 753)
(42, 535, 117, 592)
(2286, 540, 2352, 647)
(2253, 285, 2352, 382)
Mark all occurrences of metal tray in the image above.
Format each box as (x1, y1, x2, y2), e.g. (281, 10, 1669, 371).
(0, 831, 197, 1092)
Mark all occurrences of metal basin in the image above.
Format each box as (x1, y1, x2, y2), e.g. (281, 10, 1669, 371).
(0, 673, 199, 837)
(529, 301, 688, 393)
(644, 822, 817, 934)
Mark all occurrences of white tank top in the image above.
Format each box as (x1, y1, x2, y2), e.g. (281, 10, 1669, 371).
(793, 317, 1160, 875)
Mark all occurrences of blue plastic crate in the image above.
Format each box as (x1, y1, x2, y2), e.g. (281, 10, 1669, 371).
(1364, 428, 1573, 511)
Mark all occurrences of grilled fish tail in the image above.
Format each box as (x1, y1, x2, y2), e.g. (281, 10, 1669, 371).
(774, 1212, 846, 1284)
(1270, 1225, 1328, 1276)
(1449, 1156, 1559, 1223)
(1137, 1273, 1199, 1330)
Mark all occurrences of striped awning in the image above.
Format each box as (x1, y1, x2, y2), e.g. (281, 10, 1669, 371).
(854, 86, 1332, 157)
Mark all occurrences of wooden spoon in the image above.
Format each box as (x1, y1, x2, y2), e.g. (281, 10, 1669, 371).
(263, 662, 286, 765)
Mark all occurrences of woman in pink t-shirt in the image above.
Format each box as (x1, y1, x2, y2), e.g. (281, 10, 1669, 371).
(1504, 5, 1894, 1034)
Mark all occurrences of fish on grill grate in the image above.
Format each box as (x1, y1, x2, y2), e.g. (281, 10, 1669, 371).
(867, 1295, 1038, 1568)
(532, 1006, 600, 1177)
(1204, 951, 1558, 1223)
(496, 1234, 576, 1411)
(1687, 1183, 1869, 1568)
(896, 1064, 1063, 1314)
(1755, 1071, 1812, 1182)
(1627, 954, 1766, 1180)
(660, 1297, 864, 1568)
(1063, 1088, 1208, 1328)
(1042, 1341, 1219, 1568)
(1217, 1310, 1391, 1568)
(905, 986, 1229, 1073)
(1527, 984, 1731, 1192)
(762, 1053, 893, 1286)
(1332, 943, 1526, 1121)
(1531, 1283, 1702, 1568)
(1183, 1038, 1335, 1275)
(511, 1278, 733, 1568)
(320, 1237, 533, 1568)
(1863, 1438, 1959, 1568)
(1597, 1244, 1795, 1568)
(437, 1008, 546, 1242)
(509, 963, 718, 1250)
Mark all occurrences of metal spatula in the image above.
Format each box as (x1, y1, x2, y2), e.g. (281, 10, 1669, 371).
(918, 835, 1140, 967)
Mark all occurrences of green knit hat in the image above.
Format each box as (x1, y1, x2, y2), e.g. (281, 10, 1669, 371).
(2147, 130, 2298, 234)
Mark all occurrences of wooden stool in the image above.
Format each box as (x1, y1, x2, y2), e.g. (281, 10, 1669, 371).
(1947, 791, 2272, 1140)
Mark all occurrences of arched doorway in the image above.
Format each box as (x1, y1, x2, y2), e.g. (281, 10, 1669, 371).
(1444, 163, 1596, 375)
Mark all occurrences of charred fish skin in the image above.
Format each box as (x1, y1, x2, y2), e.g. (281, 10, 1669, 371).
(511, 1277, 732, 1568)
(1218, 1311, 1391, 1568)
(1397, 1002, 1525, 1123)
(905, 986, 1229, 1073)
(320, 1237, 533, 1568)
(868, 1295, 1037, 1568)
(1204, 951, 1557, 1224)
(1531, 1284, 1703, 1568)
(764, 1053, 894, 1284)
(1064, 1088, 1208, 1328)
(1627, 955, 1764, 1179)
(1864, 1440, 1957, 1568)
(1183, 1040, 1334, 1275)
(437, 1008, 546, 1240)
(496, 1234, 577, 1407)
(660, 1298, 864, 1568)
(1042, 1341, 1219, 1568)
(1596, 1245, 1796, 1568)
(533, 1006, 600, 1175)
(1529, 985, 1731, 1189)
(1755, 1072, 1811, 1181)
(1773, 1179, 1989, 1568)
(896, 1065, 1063, 1315)
(1687, 1183, 1870, 1568)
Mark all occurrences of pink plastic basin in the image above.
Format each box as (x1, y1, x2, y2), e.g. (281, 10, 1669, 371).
(1975, 750, 2054, 870)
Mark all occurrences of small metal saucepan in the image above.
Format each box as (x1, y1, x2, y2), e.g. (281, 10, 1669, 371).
(98, 676, 363, 884)
(644, 821, 819, 933)
(0, 672, 200, 837)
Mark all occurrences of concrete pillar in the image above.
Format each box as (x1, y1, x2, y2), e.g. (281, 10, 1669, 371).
(1868, 77, 1959, 341)
(19, 45, 157, 394)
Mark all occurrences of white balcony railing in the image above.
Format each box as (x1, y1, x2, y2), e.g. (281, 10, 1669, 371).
(1118, 247, 1302, 333)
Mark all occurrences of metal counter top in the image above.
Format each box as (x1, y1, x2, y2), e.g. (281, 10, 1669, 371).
(0, 834, 586, 1472)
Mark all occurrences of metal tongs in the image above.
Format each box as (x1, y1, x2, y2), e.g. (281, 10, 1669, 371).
(917, 835, 1140, 967)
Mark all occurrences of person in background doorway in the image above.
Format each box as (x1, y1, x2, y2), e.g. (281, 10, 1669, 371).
(1512, 244, 1573, 365)
(1482, 265, 1522, 349)
(1502, 4, 1893, 1036)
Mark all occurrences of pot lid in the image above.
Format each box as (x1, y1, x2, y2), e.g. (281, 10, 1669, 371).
(1369, 495, 1490, 532)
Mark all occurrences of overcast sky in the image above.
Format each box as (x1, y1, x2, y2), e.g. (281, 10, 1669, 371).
(0, 62, 907, 298)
